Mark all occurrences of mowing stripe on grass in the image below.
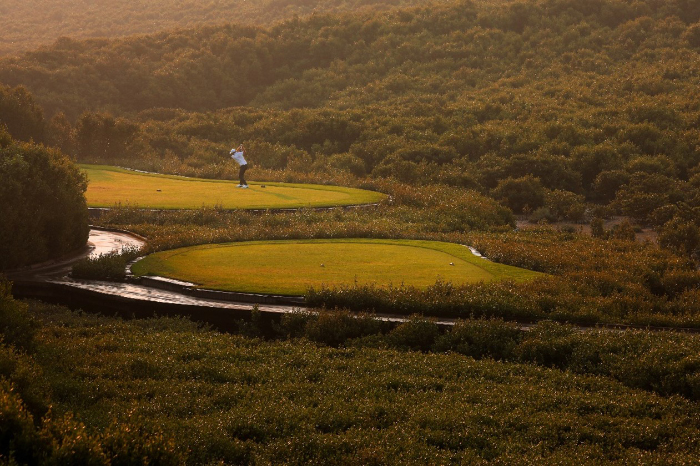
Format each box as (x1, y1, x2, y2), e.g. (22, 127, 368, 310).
(132, 239, 542, 295)
(82, 165, 386, 209)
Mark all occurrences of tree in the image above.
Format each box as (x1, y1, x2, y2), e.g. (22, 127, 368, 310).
(0, 130, 89, 270)
(683, 21, 700, 48)
(543, 189, 586, 222)
(591, 217, 606, 238)
(593, 170, 630, 203)
(614, 172, 683, 222)
(47, 112, 76, 156)
(491, 175, 546, 214)
(658, 216, 700, 259)
(609, 220, 636, 242)
(0, 85, 46, 144)
(75, 112, 139, 162)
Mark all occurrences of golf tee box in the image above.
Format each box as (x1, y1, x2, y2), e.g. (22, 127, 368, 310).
(81, 164, 386, 210)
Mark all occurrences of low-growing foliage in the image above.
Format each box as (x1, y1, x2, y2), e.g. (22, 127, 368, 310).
(0, 293, 182, 465)
(386, 316, 442, 352)
(283, 309, 390, 347)
(433, 318, 522, 360)
(276, 310, 700, 403)
(71, 246, 143, 281)
(0, 279, 36, 351)
(17, 301, 700, 463)
(0, 342, 51, 420)
(0, 383, 182, 465)
(94, 180, 515, 254)
(4, 290, 700, 462)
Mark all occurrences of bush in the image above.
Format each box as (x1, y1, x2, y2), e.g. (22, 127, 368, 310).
(659, 216, 700, 258)
(609, 220, 636, 241)
(590, 217, 606, 238)
(22, 303, 700, 462)
(1, 377, 181, 465)
(512, 321, 700, 401)
(614, 173, 682, 222)
(0, 278, 36, 351)
(387, 316, 441, 351)
(100, 421, 183, 465)
(328, 153, 367, 177)
(514, 321, 577, 369)
(71, 246, 143, 281)
(300, 309, 388, 347)
(491, 175, 546, 214)
(593, 170, 630, 203)
(0, 135, 89, 270)
(433, 318, 522, 360)
(0, 343, 51, 419)
(528, 206, 557, 224)
(0, 380, 43, 465)
(543, 189, 586, 222)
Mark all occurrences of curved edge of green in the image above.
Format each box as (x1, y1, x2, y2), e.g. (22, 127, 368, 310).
(131, 238, 543, 296)
(81, 164, 387, 209)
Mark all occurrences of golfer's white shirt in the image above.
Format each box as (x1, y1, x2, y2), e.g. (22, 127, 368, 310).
(231, 151, 247, 166)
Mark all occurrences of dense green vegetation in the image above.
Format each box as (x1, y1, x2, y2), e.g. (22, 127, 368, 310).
(2, 0, 700, 258)
(0, 0, 432, 56)
(3, 0, 699, 326)
(71, 246, 143, 281)
(0, 128, 89, 270)
(0, 85, 48, 144)
(95, 181, 516, 247)
(0, 282, 182, 464)
(3, 287, 700, 464)
(4, 0, 700, 461)
(92, 202, 700, 327)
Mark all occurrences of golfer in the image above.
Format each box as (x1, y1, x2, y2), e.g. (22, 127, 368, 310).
(230, 144, 249, 188)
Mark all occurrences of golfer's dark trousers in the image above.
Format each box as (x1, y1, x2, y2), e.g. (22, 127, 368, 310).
(239, 164, 248, 185)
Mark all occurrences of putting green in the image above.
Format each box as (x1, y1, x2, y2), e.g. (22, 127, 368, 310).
(131, 239, 542, 295)
(81, 165, 386, 209)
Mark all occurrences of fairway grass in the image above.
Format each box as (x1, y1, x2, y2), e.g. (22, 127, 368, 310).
(81, 165, 386, 209)
(131, 239, 542, 295)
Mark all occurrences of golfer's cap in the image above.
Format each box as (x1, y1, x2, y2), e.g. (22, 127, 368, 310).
(230, 148, 236, 154)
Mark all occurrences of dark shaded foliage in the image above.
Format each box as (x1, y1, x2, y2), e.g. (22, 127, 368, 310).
(0, 133, 89, 270)
(16, 301, 700, 463)
(0, 84, 46, 144)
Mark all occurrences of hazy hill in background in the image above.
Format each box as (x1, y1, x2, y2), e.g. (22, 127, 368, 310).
(1, 0, 698, 122)
(0, 0, 433, 56)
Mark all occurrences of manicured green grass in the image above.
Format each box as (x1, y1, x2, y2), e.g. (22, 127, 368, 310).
(81, 165, 386, 209)
(131, 239, 541, 295)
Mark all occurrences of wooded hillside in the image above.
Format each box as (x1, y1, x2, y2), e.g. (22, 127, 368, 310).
(2, 0, 700, 253)
(1, 0, 699, 118)
(0, 0, 430, 56)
